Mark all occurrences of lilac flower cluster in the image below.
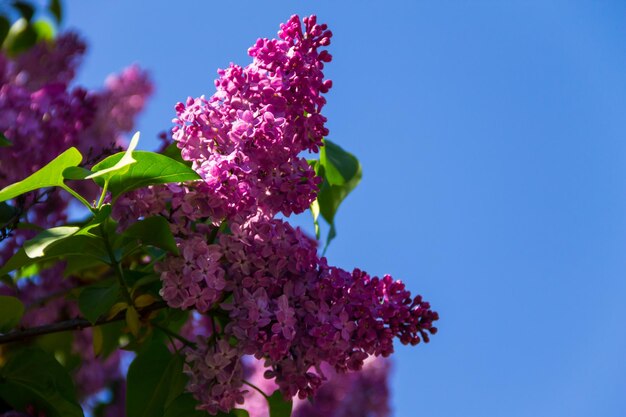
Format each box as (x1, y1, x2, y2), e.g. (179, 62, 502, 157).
(215, 217, 437, 400)
(128, 15, 439, 414)
(171, 14, 331, 220)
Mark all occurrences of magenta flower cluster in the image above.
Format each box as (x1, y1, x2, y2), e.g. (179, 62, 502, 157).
(112, 15, 439, 414)
(171, 14, 331, 219)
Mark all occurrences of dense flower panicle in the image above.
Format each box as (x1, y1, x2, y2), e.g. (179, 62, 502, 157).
(146, 15, 438, 413)
(157, 233, 228, 312)
(80, 64, 153, 150)
(157, 215, 437, 407)
(9, 32, 87, 90)
(171, 14, 331, 219)
(0, 80, 95, 185)
(183, 338, 247, 414)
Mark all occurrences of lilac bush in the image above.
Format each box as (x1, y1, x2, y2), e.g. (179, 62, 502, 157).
(0, 7, 437, 417)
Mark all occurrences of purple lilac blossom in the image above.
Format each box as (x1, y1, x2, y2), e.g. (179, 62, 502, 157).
(115, 14, 439, 414)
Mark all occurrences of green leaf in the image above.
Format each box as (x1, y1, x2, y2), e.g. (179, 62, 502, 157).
(0, 147, 82, 202)
(4, 19, 37, 55)
(268, 390, 292, 417)
(49, 0, 62, 23)
(319, 139, 360, 186)
(0, 348, 84, 417)
(312, 140, 362, 252)
(12, 2, 34, 21)
(0, 16, 10, 47)
(0, 201, 18, 224)
(0, 132, 12, 147)
(0, 295, 24, 332)
(164, 394, 206, 417)
(88, 131, 140, 181)
(91, 151, 201, 200)
(23, 226, 80, 258)
(0, 234, 108, 276)
(162, 142, 192, 167)
(123, 216, 178, 255)
(127, 343, 186, 417)
(78, 281, 120, 324)
(32, 19, 55, 41)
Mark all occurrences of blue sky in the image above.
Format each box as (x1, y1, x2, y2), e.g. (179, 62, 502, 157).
(66, 1, 626, 416)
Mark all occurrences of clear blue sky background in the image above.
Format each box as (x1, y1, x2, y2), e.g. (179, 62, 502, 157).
(65, 1, 626, 416)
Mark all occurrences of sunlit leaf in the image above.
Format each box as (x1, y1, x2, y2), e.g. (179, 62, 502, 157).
(88, 131, 140, 180)
(91, 151, 201, 200)
(0, 147, 82, 202)
(23, 226, 80, 258)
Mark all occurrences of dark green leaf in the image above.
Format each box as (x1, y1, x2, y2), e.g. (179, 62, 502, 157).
(0, 147, 82, 202)
(12, 2, 34, 21)
(49, 0, 62, 23)
(0, 295, 24, 332)
(164, 394, 206, 417)
(0, 16, 10, 47)
(127, 343, 186, 417)
(0, 201, 18, 224)
(23, 226, 80, 258)
(91, 151, 200, 200)
(123, 216, 178, 255)
(78, 281, 120, 324)
(319, 139, 360, 186)
(0, 132, 12, 147)
(268, 390, 292, 417)
(99, 321, 124, 358)
(162, 142, 192, 167)
(0, 348, 84, 417)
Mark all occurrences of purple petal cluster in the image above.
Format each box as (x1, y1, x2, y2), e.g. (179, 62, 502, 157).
(183, 338, 246, 414)
(218, 218, 437, 399)
(171, 14, 331, 219)
(127, 15, 440, 414)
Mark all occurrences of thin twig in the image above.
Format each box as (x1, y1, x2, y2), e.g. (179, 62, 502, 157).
(0, 302, 167, 345)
